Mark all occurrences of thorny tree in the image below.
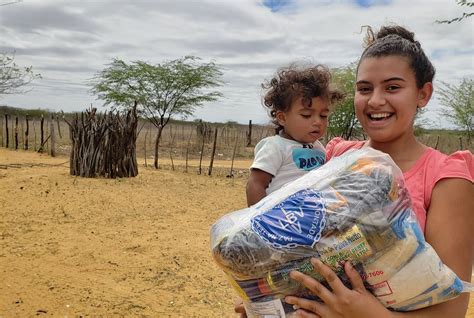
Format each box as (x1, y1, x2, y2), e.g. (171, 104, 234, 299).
(0, 52, 41, 96)
(436, 0, 473, 24)
(437, 78, 474, 143)
(91, 56, 223, 168)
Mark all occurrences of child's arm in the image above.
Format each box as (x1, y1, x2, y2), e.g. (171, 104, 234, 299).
(246, 168, 273, 207)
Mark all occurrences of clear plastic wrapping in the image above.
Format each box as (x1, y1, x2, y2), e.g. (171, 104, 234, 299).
(210, 148, 473, 317)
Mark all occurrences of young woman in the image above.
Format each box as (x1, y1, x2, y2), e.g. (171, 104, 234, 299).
(283, 25, 474, 318)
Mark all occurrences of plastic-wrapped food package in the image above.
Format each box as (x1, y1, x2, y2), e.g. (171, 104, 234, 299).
(210, 148, 473, 318)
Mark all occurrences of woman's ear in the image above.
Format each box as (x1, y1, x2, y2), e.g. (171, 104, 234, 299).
(417, 82, 433, 109)
(275, 111, 286, 126)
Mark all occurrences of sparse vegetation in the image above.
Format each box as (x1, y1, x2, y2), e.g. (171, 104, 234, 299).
(1, 106, 472, 170)
(90, 56, 224, 169)
(0, 52, 41, 96)
(437, 78, 473, 143)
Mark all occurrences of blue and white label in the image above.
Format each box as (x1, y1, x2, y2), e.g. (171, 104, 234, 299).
(292, 148, 325, 171)
(251, 189, 326, 249)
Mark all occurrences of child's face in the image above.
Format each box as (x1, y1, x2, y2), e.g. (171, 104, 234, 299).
(355, 56, 432, 143)
(276, 96, 329, 144)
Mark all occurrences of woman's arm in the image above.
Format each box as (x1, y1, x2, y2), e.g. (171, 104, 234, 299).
(394, 178, 474, 318)
(246, 168, 273, 206)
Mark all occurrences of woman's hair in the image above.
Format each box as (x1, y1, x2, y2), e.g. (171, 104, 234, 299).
(358, 25, 436, 88)
(262, 63, 344, 132)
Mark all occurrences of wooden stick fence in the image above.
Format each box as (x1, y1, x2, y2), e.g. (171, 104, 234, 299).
(66, 105, 138, 178)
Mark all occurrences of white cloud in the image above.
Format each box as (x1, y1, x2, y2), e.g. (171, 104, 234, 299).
(0, 0, 472, 128)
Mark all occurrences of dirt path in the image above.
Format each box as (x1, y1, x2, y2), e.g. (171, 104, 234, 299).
(0, 148, 472, 317)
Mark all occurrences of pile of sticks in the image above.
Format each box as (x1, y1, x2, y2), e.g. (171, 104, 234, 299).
(67, 104, 138, 178)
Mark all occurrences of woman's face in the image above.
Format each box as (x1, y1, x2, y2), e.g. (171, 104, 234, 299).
(354, 56, 432, 144)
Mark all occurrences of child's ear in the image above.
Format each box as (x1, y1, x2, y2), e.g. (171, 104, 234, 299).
(276, 111, 286, 126)
(417, 82, 433, 109)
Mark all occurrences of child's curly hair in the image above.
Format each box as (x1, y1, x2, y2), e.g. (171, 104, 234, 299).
(262, 63, 345, 132)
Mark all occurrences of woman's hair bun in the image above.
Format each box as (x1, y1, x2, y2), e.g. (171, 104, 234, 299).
(376, 25, 416, 43)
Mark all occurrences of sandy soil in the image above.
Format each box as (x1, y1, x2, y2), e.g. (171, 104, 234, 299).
(0, 149, 250, 317)
(0, 148, 473, 317)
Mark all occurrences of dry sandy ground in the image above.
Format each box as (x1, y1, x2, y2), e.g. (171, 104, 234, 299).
(0, 149, 250, 317)
(0, 148, 473, 317)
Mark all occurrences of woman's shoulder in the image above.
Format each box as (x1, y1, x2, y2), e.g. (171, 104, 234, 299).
(424, 148, 473, 183)
(446, 150, 474, 175)
(325, 137, 366, 160)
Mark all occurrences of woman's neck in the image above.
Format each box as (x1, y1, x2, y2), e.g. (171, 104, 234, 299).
(367, 136, 427, 172)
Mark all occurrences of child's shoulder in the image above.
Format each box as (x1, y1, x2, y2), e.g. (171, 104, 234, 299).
(254, 135, 284, 153)
(255, 135, 279, 146)
(256, 135, 301, 148)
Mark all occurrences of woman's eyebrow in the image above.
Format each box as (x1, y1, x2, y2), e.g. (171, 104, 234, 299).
(382, 77, 405, 83)
(356, 77, 405, 85)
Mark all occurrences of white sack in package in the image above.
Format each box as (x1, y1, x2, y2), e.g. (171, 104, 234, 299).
(210, 147, 473, 318)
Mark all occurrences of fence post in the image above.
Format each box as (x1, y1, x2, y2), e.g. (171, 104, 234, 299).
(434, 135, 439, 150)
(50, 114, 56, 157)
(246, 120, 252, 147)
(39, 115, 44, 152)
(5, 114, 9, 148)
(25, 115, 29, 150)
(208, 127, 218, 176)
(198, 133, 205, 175)
(14, 116, 19, 150)
(56, 115, 62, 139)
(228, 135, 239, 178)
(20, 117, 24, 148)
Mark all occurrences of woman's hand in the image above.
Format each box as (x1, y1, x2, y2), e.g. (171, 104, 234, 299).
(285, 258, 392, 318)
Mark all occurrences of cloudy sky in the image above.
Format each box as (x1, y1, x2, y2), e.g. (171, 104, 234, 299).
(0, 0, 472, 128)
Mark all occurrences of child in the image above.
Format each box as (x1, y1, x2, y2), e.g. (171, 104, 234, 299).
(246, 64, 344, 206)
(283, 25, 474, 318)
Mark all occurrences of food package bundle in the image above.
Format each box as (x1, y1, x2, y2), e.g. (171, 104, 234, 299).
(210, 148, 472, 318)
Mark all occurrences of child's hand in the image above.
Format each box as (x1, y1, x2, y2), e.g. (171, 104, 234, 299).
(234, 297, 247, 318)
(285, 258, 392, 318)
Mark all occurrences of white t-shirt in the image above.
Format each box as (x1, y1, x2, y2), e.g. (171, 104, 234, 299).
(250, 135, 326, 194)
